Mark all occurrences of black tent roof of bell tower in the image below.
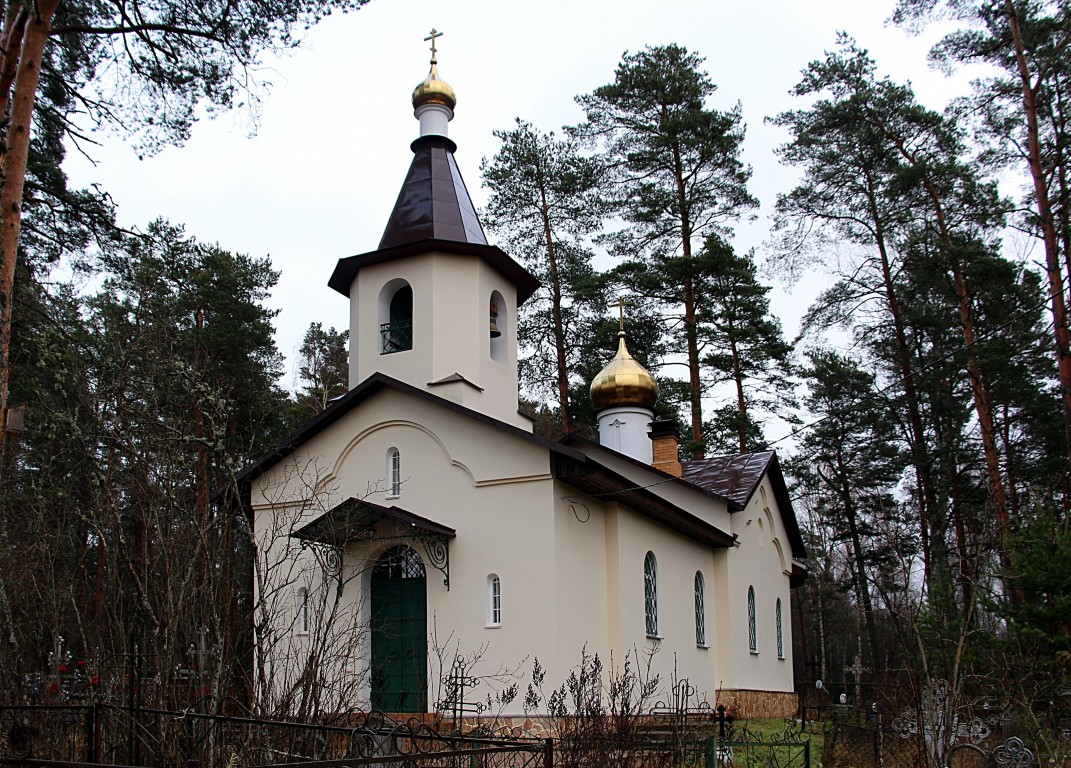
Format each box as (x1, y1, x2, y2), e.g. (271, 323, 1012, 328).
(378, 135, 488, 249)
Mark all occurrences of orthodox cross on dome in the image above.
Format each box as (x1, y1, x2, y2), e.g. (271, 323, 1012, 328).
(424, 28, 443, 63)
(614, 296, 634, 332)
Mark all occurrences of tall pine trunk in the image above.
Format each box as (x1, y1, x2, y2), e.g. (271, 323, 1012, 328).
(1005, 0, 1071, 485)
(0, 1, 56, 457)
(729, 333, 748, 453)
(862, 163, 938, 585)
(673, 142, 704, 455)
(880, 123, 1013, 561)
(539, 185, 573, 434)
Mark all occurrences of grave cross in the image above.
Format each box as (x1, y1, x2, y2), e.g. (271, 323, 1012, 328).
(716, 705, 734, 738)
(846, 653, 867, 705)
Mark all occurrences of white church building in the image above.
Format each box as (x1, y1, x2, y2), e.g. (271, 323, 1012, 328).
(237, 48, 806, 722)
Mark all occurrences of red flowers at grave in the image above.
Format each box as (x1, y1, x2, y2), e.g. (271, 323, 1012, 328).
(49, 682, 59, 694)
(203, 687, 211, 696)
(57, 664, 68, 673)
(90, 676, 100, 686)
(76, 660, 87, 669)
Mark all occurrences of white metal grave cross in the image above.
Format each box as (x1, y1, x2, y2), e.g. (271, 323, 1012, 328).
(846, 653, 867, 705)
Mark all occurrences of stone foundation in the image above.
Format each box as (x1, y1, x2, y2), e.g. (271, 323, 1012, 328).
(442, 691, 799, 735)
(444, 716, 558, 739)
(714, 689, 799, 719)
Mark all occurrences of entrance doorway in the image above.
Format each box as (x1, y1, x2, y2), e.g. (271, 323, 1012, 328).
(370, 545, 427, 712)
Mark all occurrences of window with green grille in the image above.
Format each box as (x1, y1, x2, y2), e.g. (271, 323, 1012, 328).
(644, 552, 658, 637)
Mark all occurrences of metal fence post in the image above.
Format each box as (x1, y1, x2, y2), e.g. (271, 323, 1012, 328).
(83, 703, 95, 764)
(543, 737, 554, 768)
(83, 702, 103, 764)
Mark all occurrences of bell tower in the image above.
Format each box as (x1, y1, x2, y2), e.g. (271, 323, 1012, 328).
(328, 33, 538, 429)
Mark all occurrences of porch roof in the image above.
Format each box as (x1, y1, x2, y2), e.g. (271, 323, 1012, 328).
(292, 497, 456, 547)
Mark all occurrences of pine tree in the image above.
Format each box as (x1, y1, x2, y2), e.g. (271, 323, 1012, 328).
(575, 44, 757, 456)
(893, 0, 1071, 488)
(791, 350, 905, 670)
(693, 236, 796, 453)
(0, 0, 371, 456)
(773, 38, 1016, 578)
(0, 219, 290, 701)
(297, 323, 349, 416)
(481, 119, 608, 432)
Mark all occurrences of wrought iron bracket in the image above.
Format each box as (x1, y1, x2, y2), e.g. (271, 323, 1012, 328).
(300, 539, 343, 578)
(412, 531, 450, 590)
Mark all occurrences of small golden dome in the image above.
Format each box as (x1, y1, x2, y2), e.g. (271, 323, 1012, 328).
(590, 331, 659, 412)
(412, 61, 456, 110)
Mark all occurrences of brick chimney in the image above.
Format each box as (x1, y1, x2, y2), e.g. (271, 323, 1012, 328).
(649, 419, 682, 477)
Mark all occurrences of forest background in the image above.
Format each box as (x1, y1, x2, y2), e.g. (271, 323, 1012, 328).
(0, 0, 1069, 763)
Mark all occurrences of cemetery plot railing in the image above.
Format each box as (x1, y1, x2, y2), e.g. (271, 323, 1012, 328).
(0, 705, 551, 768)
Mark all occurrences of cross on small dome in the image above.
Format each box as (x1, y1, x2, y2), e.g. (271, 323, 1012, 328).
(412, 28, 456, 111)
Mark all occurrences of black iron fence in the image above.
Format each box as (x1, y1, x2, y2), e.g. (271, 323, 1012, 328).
(0, 705, 552, 768)
(0, 702, 826, 768)
(822, 719, 1070, 768)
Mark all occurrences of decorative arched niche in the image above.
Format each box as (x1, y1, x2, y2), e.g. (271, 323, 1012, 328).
(489, 290, 507, 364)
(379, 279, 413, 354)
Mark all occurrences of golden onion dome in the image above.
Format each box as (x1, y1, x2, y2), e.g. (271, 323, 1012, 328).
(412, 61, 456, 111)
(590, 331, 659, 412)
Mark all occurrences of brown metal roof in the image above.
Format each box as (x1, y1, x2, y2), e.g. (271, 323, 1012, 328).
(380, 135, 487, 248)
(293, 497, 456, 546)
(682, 451, 776, 508)
(554, 453, 735, 549)
(328, 133, 540, 305)
(328, 238, 539, 305)
(231, 373, 584, 488)
(684, 451, 807, 564)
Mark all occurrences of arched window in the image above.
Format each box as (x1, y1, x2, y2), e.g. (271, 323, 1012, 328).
(748, 586, 757, 653)
(489, 290, 507, 365)
(387, 448, 401, 497)
(694, 571, 707, 646)
(776, 598, 784, 659)
(644, 552, 658, 637)
(373, 545, 426, 579)
(488, 574, 502, 627)
(297, 587, 309, 634)
(379, 280, 413, 354)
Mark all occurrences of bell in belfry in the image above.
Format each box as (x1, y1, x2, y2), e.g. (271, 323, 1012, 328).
(489, 301, 502, 338)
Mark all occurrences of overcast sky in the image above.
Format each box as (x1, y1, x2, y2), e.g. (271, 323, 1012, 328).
(63, 0, 969, 397)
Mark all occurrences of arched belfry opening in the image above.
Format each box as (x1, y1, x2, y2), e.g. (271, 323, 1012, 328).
(489, 290, 507, 364)
(370, 545, 427, 712)
(379, 280, 413, 354)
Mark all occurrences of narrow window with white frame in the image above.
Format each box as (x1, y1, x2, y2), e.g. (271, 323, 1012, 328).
(694, 571, 707, 646)
(748, 585, 757, 653)
(488, 574, 502, 627)
(387, 447, 401, 497)
(644, 551, 658, 637)
(776, 597, 784, 659)
(297, 587, 309, 634)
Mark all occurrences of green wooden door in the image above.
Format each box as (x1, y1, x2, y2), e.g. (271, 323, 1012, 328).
(370, 546, 427, 712)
